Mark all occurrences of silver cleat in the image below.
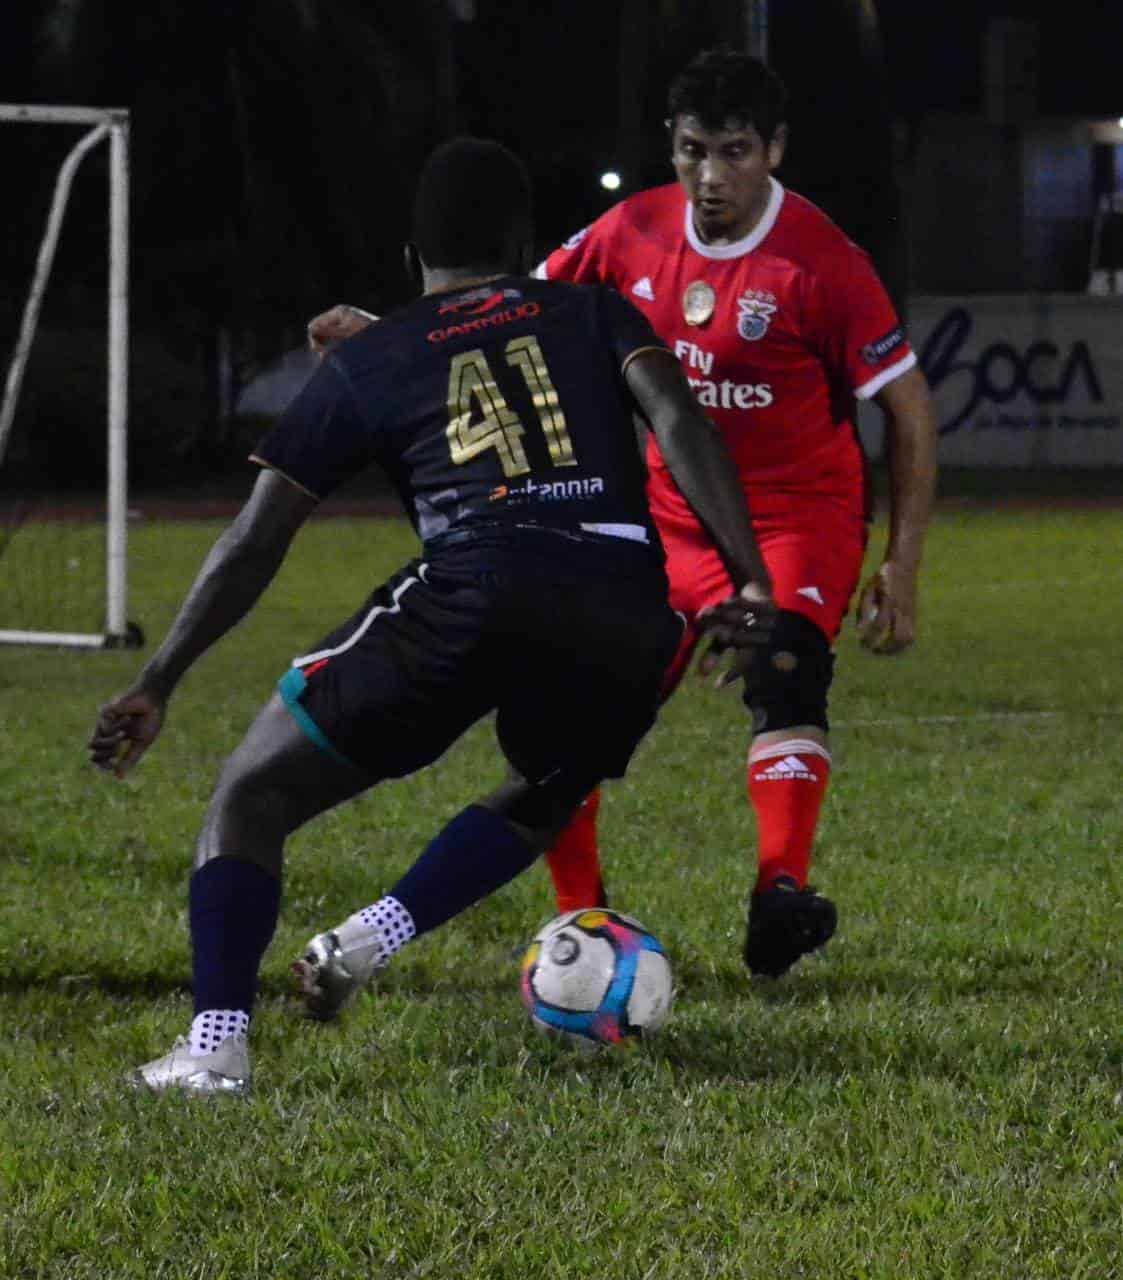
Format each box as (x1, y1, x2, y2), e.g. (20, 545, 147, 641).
(292, 915, 387, 1021)
(131, 1035, 250, 1096)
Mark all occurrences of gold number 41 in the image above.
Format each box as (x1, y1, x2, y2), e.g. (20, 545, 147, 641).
(447, 335, 576, 478)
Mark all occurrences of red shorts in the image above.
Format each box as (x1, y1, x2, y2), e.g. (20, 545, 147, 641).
(649, 477, 868, 692)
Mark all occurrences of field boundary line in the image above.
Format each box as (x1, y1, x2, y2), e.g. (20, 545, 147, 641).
(835, 709, 1122, 728)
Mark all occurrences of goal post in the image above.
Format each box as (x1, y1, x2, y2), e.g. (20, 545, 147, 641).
(0, 104, 139, 649)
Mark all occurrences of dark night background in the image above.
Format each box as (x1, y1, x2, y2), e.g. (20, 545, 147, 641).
(2, 0, 1122, 484)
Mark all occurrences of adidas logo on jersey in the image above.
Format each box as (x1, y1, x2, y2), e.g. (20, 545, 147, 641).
(632, 277, 655, 301)
(754, 755, 819, 782)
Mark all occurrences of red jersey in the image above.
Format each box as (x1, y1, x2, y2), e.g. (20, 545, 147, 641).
(537, 179, 916, 513)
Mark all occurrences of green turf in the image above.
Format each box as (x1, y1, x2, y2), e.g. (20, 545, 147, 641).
(2, 510, 1121, 1279)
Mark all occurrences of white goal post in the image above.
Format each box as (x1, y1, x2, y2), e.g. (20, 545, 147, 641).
(0, 103, 138, 649)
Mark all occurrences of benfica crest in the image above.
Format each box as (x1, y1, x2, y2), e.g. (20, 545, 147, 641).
(736, 289, 777, 342)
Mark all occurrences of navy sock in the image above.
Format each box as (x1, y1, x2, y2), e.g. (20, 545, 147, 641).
(390, 805, 537, 937)
(189, 857, 282, 1015)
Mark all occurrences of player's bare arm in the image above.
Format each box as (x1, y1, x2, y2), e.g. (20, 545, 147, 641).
(624, 347, 776, 682)
(625, 347, 769, 593)
(89, 470, 318, 776)
(306, 303, 378, 356)
(857, 365, 938, 655)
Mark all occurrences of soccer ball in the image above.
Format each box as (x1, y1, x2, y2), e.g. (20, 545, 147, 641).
(519, 909, 673, 1047)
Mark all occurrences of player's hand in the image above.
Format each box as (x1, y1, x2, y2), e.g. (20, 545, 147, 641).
(695, 585, 779, 689)
(856, 561, 917, 654)
(88, 686, 167, 777)
(306, 304, 378, 357)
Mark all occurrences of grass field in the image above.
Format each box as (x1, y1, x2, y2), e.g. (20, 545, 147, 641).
(2, 504, 1122, 1279)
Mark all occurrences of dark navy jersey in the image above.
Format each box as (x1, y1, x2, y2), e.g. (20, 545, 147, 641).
(251, 277, 669, 547)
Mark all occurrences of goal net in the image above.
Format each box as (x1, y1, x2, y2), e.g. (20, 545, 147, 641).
(0, 104, 140, 649)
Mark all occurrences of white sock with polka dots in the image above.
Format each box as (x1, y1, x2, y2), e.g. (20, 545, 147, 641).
(356, 895, 416, 957)
(189, 1008, 250, 1056)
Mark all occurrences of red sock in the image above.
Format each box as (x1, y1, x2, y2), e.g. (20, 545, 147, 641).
(544, 789, 605, 912)
(747, 739, 831, 893)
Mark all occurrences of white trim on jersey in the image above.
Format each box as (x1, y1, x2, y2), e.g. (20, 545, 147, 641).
(292, 570, 425, 668)
(684, 177, 785, 260)
(532, 260, 548, 279)
(579, 521, 649, 543)
(854, 349, 918, 401)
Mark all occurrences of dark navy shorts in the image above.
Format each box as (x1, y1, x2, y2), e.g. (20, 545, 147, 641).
(278, 528, 683, 785)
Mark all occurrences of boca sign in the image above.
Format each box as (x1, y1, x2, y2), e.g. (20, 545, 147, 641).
(858, 295, 1123, 466)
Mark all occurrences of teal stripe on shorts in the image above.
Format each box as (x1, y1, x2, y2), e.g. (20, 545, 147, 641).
(277, 667, 356, 769)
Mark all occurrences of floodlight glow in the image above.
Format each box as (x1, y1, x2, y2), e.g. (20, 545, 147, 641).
(600, 170, 622, 191)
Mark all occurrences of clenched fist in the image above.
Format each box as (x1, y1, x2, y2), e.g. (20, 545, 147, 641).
(306, 304, 379, 356)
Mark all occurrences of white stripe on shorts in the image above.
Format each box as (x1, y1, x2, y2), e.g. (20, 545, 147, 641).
(292, 567, 426, 668)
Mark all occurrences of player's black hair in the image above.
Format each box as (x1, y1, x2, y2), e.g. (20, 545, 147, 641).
(667, 48, 788, 141)
(412, 136, 533, 270)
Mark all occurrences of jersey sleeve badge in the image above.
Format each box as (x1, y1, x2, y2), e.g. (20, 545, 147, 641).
(860, 325, 906, 365)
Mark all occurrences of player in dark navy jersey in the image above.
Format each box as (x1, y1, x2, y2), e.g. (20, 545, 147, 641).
(254, 273, 665, 551)
(89, 137, 774, 1093)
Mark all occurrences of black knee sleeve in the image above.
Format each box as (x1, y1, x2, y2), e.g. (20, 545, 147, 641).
(496, 768, 600, 835)
(741, 609, 835, 733)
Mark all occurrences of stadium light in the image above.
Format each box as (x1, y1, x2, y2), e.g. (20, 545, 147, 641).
(599, 170, 622, 192)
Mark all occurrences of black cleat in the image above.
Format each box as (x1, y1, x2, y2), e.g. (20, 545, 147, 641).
(743, 877, 837, 978)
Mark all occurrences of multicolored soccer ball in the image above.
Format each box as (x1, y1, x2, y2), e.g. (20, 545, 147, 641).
(519, 909, 673, 1047)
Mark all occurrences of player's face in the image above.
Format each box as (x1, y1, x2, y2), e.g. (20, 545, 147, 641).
(671, 115, 787, 245)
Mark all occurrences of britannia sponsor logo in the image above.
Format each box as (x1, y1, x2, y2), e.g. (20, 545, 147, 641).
(736, 289, 777, 342)
(490, 475, 606, 503)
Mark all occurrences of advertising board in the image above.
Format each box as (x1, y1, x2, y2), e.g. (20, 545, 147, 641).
(859, 295, 1123, 466)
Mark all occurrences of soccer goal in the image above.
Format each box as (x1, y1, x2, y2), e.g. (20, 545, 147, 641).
(0, 104, 140, 649)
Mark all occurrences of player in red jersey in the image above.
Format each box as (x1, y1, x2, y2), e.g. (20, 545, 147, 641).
(537, 48, 937, 977)
(306, 50, 937, 979)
